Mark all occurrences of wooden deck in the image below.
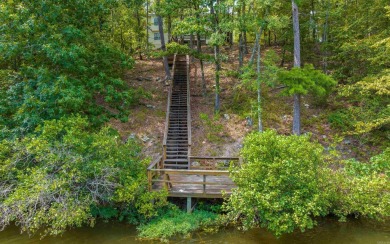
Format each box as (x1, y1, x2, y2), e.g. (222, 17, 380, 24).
(147, 156, 240, 198)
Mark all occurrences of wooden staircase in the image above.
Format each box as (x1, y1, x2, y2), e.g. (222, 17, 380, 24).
(163, 55, 191, 169)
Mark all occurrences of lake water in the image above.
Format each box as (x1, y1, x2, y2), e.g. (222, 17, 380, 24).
(1, 218, 389, 243)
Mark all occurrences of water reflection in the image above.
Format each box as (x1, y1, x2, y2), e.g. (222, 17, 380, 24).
(0, 218, 389, 244)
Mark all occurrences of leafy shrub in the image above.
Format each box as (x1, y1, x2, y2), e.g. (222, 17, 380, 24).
(0, 116, 167, 236)
(278, 64, 337, 102)
(137, 206, 220, 242)
(0, 1, 142, 136)
(225, 130, 332, 236)
(330, 148, 390, 221)
(225, 131, 389, 237)
(328, 109, 354, 130)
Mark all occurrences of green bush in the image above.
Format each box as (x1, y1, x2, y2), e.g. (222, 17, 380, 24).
(0, 1, 142, 136)
(225, 131, 389, 237)
(328, 109, 354, 130)
(137, 206, 220, 242)
(225, 130, 332, 236)
(330, 148, 390, 221)
(0, 116, 167, 236)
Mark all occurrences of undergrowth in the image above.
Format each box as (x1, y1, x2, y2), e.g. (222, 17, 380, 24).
(137, 205, 222, 242)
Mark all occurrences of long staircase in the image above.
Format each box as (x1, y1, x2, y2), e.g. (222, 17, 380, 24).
(163, 56, 191, 169)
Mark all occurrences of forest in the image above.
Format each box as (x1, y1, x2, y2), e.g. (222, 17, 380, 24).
(0, 0, 389, 242)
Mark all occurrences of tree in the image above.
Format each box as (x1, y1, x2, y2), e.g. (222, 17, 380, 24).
(291, 0, 302, 135)
(0, 0, 142, 137)
(155, 0, 171, 80)
(278, 64, 337, 114)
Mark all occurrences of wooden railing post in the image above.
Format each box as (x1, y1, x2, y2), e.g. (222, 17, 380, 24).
(163, 54, 177, 162)
(203, 175, 206, 194)
(164, 173, 169, 190)
(186, 55, 192, 169)
(148, 170, 152, 192)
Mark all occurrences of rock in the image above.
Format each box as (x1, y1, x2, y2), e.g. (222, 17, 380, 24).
(322, 135, 327, 139)
(344, 139, 351, 145)
(246, 117, 253, 127)
(126, 133, 136, 143)
(223, 114, 230, 120)
(146, 104, 156, 109)
(144, 77, 152, 81)
(191, 161, 200, 167)
(156, 77, 161, 82)
(312, 115, 318, 118)
(141, 135, 150, 142)
(304, 103, 310, 108)
(282, 115, 289, 121)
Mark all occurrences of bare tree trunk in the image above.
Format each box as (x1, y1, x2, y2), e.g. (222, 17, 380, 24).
(156, 7, 171, 79)
(196, 32, 206, 96)
(243, 31, 248, 54)
(249, 31, 259, 65)
(238, 32, 244, 71)
(167, 15, 172, 42)
(292, 0, 301, 135)
(146, 0, 149, 58)
(210, 0, 220, 113)
(215, 45, 221, 113)
(322, 0, 330, 73)
(136, 9, 142, 60)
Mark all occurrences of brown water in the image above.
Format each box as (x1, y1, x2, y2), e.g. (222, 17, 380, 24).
(0, 218, 389, 244)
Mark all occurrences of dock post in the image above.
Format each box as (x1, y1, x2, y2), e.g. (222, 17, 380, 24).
(187, 197, 192, 213)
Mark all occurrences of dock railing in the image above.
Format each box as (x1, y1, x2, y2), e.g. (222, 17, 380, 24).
(186, 55, 192, 158)
(147, 155, 241, 197)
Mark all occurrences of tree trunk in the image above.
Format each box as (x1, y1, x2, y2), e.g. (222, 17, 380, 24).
(292, 0, 301, 135)
(210, 0, 220, 113)
(257, 29, 263, 132)
(215, 45, 221, 113)
(322, 0, 330, 73)
(146, 0, 149, 58)
(136, 9, 142, 60)
(157, 14, 171, 80)
(167, 15, 172, 42)
(238, 32, 244, 71)
(196, 32, 206, 96)
(242, 32, 247, 54)
(293, 94, 301, 134)
(249, 31, 259, 65)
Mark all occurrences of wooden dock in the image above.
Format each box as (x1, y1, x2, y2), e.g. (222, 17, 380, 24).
(147, 55, 241, 210)
(148, 156, 241, 198)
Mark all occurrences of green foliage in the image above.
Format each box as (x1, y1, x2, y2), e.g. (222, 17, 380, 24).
(328, 109, 354, 131)
(241, 49, 281, 90)
(226, 131, 389, 236)
(137, 206, 220, 242)
(278, 64, 337, 99)
(337, 70, 390, 138)
(330, 148, 390, 221)
(0, 0, 143, 137)
(0, 116, 167, 236)
(225, 130, 332, 236)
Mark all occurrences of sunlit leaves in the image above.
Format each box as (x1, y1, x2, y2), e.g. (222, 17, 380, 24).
(225, 130, 331, 236)
(279, 64, 337, 97)
(0, 116, 159, 236)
